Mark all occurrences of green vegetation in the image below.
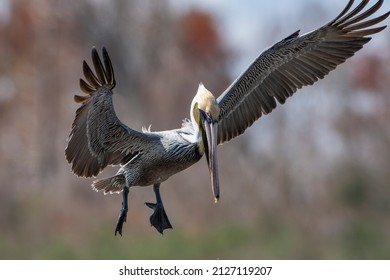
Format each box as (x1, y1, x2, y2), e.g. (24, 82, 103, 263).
(2, 218, 390, 260)
(1, 0, 389, 261)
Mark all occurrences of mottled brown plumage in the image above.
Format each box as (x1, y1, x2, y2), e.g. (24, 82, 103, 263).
(65, 0, 388, 235)
(217, 0, 389, 143)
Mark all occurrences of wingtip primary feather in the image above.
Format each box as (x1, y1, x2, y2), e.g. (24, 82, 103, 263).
(74, 94, 89, 103)
(75, 47, 117, 104)
(102, 46, 116, 88)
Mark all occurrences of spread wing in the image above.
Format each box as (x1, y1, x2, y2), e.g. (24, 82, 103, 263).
(217, 0, 389, 144)
(65, 47, 156, 177)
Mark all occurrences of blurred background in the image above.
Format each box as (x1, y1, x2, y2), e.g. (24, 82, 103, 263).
(0, 0, 390, 259)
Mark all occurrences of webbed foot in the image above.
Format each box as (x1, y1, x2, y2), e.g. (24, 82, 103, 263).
(145, 183, 173, 234)
(145, 201, 172, 234)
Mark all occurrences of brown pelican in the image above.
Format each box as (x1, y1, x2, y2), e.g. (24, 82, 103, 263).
(65, 0, 389, 235)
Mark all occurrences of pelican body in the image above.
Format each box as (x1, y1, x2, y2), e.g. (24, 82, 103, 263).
(65, 0, 389, 235)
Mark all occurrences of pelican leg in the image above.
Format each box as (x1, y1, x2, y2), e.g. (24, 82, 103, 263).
(115, 186, 129, 236)
(145, 183, 172, 234)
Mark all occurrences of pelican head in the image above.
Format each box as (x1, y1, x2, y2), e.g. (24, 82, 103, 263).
(191, 83, 221, 203)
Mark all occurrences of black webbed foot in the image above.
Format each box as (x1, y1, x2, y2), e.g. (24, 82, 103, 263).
(115, 186, 129, 236)
(145, 201, 172, 234)
(145, 184, 173, 234)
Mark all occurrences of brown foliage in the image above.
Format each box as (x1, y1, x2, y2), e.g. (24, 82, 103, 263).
(0, 0, 389, 259)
